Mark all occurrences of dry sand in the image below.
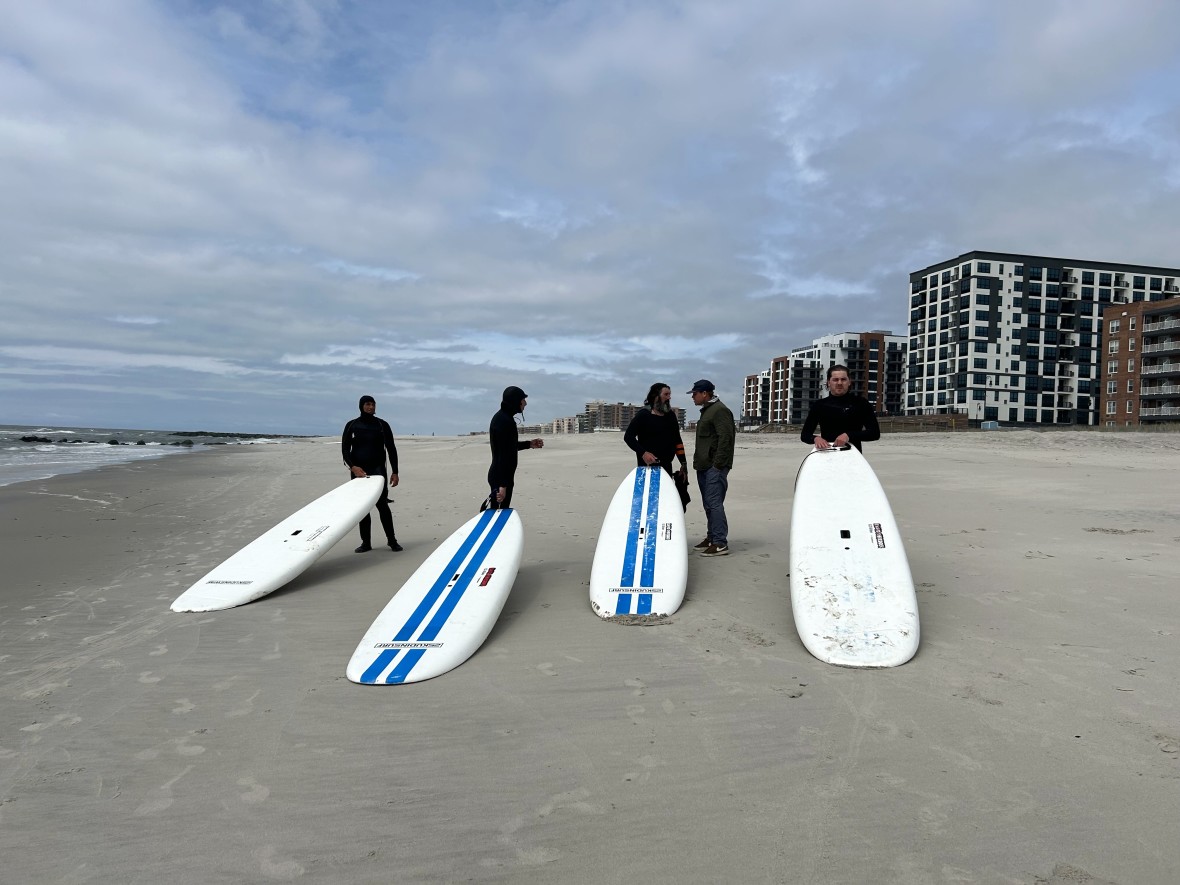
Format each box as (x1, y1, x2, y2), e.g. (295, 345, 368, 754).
(1, 430, 1178, 884)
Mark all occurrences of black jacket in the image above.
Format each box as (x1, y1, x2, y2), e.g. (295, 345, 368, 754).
(623, 408, 686, 473)
(800, 394, 881, 452)
(487, 386, 530, 488)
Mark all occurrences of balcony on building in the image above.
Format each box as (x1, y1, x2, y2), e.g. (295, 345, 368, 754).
(1142, 338, 1180, 356)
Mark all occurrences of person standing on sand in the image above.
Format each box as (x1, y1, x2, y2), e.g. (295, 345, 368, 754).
(800, 365, 881, 452)
(623, 382, 690, 510)
(687, 379, 735, 557)
(483, 386, 543, 511)
(342, 395, 402, 552)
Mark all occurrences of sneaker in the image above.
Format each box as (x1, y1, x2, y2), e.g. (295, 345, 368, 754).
(700, 544, 729, 557)
(694, 537, 712, 549)
(354, 543, 372, 553)
(388, 540, 403, 552)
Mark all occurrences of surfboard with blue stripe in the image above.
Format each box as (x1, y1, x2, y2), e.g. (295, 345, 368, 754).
(346, 508, 524, 684)
(589, 466, 688, 619)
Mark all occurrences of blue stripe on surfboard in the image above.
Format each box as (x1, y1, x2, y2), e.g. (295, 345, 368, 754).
(615, 593, 632, 615)
(619, 468, 646, 589)
(356, 509, 496, 684)
(420, 509, 511, 640)
(385, 508, 513, 683)
(636, 593, 652, 614)
(640, 468, 660, 587)
(386, 648, 425, 683)
(394, 509, 497, 642)
(360, 648, 399, 683)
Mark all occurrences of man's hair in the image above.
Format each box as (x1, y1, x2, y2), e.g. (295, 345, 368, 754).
(827, 364, 850, 381)
(644, 382, 669, 408)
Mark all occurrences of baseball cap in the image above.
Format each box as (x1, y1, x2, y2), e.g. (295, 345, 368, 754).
(687, 379, 715, 394)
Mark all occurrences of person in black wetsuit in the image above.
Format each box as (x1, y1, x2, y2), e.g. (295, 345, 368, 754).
(483, 386, 543, 510)
(799, 364, 881, 452)
(342, 395, 402, 552)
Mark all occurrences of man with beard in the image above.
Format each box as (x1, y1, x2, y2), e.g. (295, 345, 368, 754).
(484, 386, 544, 511)
(800, 364, 881, 452)
(623, 382, 690, 510)
(342, 395, 402, 552)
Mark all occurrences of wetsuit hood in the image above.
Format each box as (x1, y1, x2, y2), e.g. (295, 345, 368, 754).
(358, 395, 376, 414)
(500, 386, 528, 414)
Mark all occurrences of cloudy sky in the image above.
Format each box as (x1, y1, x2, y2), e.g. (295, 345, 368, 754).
(3, 1, 1179, 435)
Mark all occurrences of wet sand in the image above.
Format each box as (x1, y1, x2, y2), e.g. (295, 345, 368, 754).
(2, 431, 1178, 884)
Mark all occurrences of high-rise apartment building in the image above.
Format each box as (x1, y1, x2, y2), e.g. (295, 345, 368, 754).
(744, 331, 905, 427)
(1101, 296, 1180, 426)
(907, 251, 1180, 425)
(742, 370, 771, 428)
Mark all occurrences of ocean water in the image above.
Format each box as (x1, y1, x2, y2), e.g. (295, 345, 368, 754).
(0, 424, 290, 488)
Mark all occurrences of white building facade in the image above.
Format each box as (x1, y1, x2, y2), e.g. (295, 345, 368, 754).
(907, 251, 1180, 425)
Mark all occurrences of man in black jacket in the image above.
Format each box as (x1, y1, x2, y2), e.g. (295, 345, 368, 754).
(484, 386, 543, 510)
(800, 365, 881, 452)
(342, 395, 402, 552)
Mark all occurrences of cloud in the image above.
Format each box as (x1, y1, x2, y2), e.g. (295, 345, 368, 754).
(3, 0, 1180, 434)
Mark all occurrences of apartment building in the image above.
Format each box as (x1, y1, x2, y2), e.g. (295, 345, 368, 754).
(907, 251, 1180, 425)
(742, 370, 771, 428)
(745, 331, 905, 427)
(579, 401, 685, 432)
(1101, 295, 1180, 426)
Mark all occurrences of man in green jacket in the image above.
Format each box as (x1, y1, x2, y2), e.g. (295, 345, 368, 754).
(687, 379, 735, 556)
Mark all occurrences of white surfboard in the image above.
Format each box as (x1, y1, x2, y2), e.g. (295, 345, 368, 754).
(589, 466, 687, 619)
(347, 508, 523, 684)
(170, 476, 385, 612)
(789, 446, 919, 667)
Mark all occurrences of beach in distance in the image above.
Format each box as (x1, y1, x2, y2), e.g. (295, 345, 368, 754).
(2, 429, 1179, 884)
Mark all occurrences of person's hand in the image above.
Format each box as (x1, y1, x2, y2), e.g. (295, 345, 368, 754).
(496, 486, 507, 503)
(813, 436, 830, 450)
(389, 473, 399, 487)
(531, 438, 544, 449)
(350, 465, 368, 477)
(642, 452, 658, 466)
(834, 433, 850, 448)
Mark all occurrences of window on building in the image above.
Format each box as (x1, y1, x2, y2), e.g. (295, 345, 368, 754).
(1129, 317, 1136, 330)
(1082, 271, 1095, 284)
(1107, 359, 1117, 374)
(1107, 380, 1117, 395)
(977, 262, 991, 273)
(1108, 340, 1119, 354)
(1108, 319, 1121, 333)
(1106, 401, 1117, 415)
(1126, 400, 1134, 414)
(1128, 337, 1136, 351)
(1127, 379, 1135, 393)
(1099, 273, 1112, 286)
(1151, 277, 1163, 291)
(1134, 276, 1146, 289)
(1128, 358, 1135, 372)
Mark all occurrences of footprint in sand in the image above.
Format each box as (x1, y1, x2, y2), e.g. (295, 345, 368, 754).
(138, 671, 162, 684)
(537, 662, 557, 677)
(149, 644, 168, 657)
(624, 677, 646, 697)
(172, 698, 195, 714)
(238, 776, 270, 804)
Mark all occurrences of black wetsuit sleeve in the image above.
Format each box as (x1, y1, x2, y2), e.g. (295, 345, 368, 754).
(855, 400, 881, 445)
(342, 419, 356, 468)
(382, 420, 399, 473)
(623, 413, 645, 456)
(800, 402, 820, 445)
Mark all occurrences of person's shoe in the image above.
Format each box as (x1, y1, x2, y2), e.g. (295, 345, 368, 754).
(694, 537, 712, 549)
(388, 540, 403, 552)
(354, 543, 372, 553)
(700, 544, 729, 557)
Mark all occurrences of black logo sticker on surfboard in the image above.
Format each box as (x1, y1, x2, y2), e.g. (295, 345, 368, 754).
(870, 523, 886, 548)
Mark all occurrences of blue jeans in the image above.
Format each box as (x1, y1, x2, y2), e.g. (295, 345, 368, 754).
(696, 467, 729, 547)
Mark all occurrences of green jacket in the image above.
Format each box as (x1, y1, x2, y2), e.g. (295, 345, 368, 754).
(692, 399, 735, 470)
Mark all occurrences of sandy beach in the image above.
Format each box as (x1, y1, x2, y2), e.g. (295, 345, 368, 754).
(2, 430, 1178, 884)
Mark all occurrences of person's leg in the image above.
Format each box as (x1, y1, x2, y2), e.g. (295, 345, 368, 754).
(695, 469, 712, 546)
(701, 467, 729, 549)
(356, 513, 373, 552)
(375, 486, 399, 549)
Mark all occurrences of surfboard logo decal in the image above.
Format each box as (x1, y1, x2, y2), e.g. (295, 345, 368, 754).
(358, 508, 508, 684)
(870, 523, 885, 548)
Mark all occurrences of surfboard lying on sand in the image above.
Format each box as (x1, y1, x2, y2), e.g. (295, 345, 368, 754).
(170, 476, 385, 613)
(346, 508, 523, 684)
(789, 445, 919, 667)
(589, 466, 687, 619)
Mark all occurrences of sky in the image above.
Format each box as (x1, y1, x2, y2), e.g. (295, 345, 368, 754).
(3, 0, 1180, 436)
